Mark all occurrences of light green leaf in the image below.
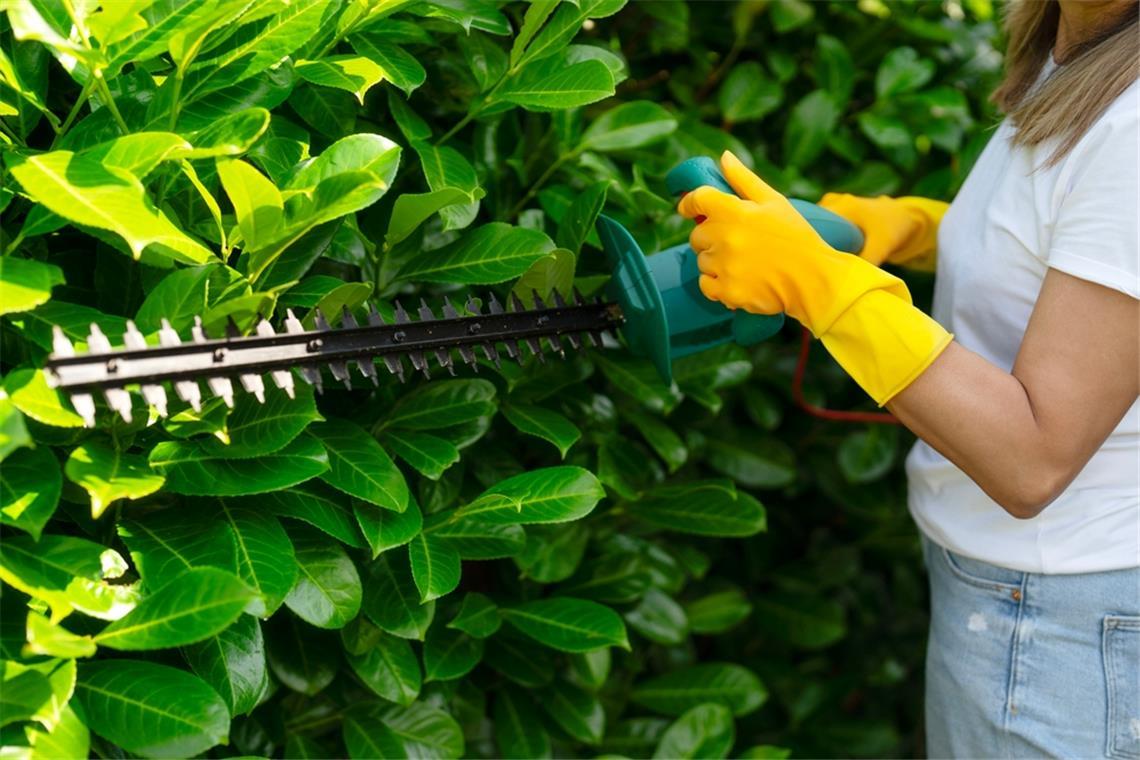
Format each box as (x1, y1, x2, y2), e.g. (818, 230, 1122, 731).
(423, 625, 483, 682)
(217, 158, 284, 252)
(183, 108, 272, 159)
(361, 550, 435, 640)
(497, 57, 614, 112)
(215, 500, 298, 617)
(1, 446, 60, 540)
(502, 597, 629, 652)
(580, 101, 677, 151)
(876, 46, 935, 98)
(512, 247, 576, 304)
(296, 55, 386, 104)
(0, 257, 63, 316)
(653, 703, 735, 760)
(118, 507, 237, 592)
(447, 592, 501, 639)
(501, 402, 581, 458)
(595, 354, 683, 414)
(94, 567, 253, 650)
(5, 369, 85, 428)
(148, 434, 329, 496)
(514, 0, 626, 69)
(355, 498, 423, 558)
(0, 534, 132, 623)
(24, 612, 97, 659)
(408, 532, 461, 603)
(350, 35, 426, 95)
(631, 663, 767, 717)
(398, 222, 555, 284)
(26, 703, 90, 758)
(310, 419, 409, 511)
(5, 151, 214, 263)
(382, 429, 460, 480)
(347, 633, 422, 706)
(301, 281, 373, 329)
(182, 613, 269, 717)
(509, 0, 560, 67)
(65, 439, 165, 519)
(385, 379, 497, 430)
(384, 188, 469, 248)
(629, 481, 766, 537)
(284, 527, 363, 629)
(0, 393, 31, 462)
(782, 90, 840, 168)
(455, 466, 604, 525)
(411, 142, 482, 231)
(74, 660, 229, 758)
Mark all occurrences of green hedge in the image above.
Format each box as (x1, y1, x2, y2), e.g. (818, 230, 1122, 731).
(0, 1, 1002, 757)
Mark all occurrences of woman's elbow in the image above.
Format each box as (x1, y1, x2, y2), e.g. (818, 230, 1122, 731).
(995, 466, 1073, 520)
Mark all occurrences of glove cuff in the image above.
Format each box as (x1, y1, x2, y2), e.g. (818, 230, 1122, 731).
(819, 288, 953, 405)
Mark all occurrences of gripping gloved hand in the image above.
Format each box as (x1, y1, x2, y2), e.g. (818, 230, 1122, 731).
(818, 192, 949, 271)
(678, 152, 953, 405)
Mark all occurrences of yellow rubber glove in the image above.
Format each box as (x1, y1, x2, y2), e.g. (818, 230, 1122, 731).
(818, 193, 948, 271)
(678, 152, 953, 405)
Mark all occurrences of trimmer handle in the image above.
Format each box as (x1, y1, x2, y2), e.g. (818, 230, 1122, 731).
(665, 156, 865, 254)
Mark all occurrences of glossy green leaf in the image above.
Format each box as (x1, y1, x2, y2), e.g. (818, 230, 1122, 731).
(0, 257, 63, 316)
(133, 264, 215, 333)
(629, 481, 766, 537)
(718, 62, 783, 124)
(0, 394, 31, 463)
(512, 247, 576, 303)
(398, 223, 555, 284)
(350, 35, 426, 95)
(24, 611, 97, 658)
(384, 379, 497, 430)
(501, 402, 580, 457)
(409, 141, 483, 231)
(148, 434, 329, 496)
(355, 497, 423, 558)
(343, 704, 405, 760)
(626, 409, 687, 473)
(653, 703, 735, 759)
(217, 158, 284, 252)
(447, 593, 501, 639)
(94, 567, 253, 650)
(311, 419, 409, 511)
(456, 466, 604, 525)
(346, 701, 464, 759)
(631, 663, 767, 717)
(0, 534, 130, 623)
(182, 613, 269, 716)
(118, 507, 237, 592)
(502, 597, 628, 652)
(685, 589, 753, 635)
(284, 527, 362, 629)
(514, 0, 626, 68)
(498, 57, 614, 112)
(876, 46, 935, 98)
(424, 512, 526, 560)
(541, 679, 605, 744)
(494, 685, 552, 759)
(625, 587, 688, 646)
(361, 550, 435, 640)
(74, 660, 229, 758)
(782, 90, 840, 168)
(215, 500, 298, 617)
(383, 428, 460, 480)
(0, 446, 60, 540)
(408, 532, 461, 602)
(384, 188, 471, 248)
(347, 633, 421, 706)
(838, 425, 898, 483)
(26, 703, 90, 758)
(65, 439, 165, 518)
(261, 482, 367, 549)
(183, 107, 272, 159)
(580, 101, 677, 151)
(705, 435, 795, 489)
(423, 625, 483, 682)
(595, 354, 682, 414)
(264, 614, 339, 695)
(202, 383, 320, 459)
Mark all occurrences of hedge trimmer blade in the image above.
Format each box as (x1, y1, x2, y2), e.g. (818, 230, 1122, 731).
(45, 290, 622, 427)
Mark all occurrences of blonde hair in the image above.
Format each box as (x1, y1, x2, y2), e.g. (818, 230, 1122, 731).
(991, 0, 1139, 166)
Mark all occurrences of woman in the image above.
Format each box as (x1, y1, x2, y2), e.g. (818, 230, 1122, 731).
(680, 1, 1139, 757)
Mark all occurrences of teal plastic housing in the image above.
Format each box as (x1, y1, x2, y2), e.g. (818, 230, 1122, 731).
(598, 156, 864, 383)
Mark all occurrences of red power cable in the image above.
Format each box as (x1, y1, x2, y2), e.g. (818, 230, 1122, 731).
(790, 325, 901, 425)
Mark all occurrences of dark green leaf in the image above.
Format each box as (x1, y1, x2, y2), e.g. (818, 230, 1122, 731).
(629, 481, 766, 537)
(347, 633, 422, 706)
(0, 446, 60, 540)
(362, 550, 435, 640)
(423, 625, 483, 682)
(447, 593, 501, 639)
(284, 527, 362, 629)
(311, 419, 409, 512)
(653, 703, 735, 759)
(502, 597, 628, 652)
(182, 613, 270, 716)
(631, 663, 767, 717)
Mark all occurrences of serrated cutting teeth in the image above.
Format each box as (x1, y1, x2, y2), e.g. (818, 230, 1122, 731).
(42, 285, 624, 426)
(193, 316, 235, 408)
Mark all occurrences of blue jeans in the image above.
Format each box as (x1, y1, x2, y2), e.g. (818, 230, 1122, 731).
(923, 537, 1140, 759)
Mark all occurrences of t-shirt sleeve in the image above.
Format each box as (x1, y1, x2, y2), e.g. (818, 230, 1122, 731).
(1047, 89, 1139, 299)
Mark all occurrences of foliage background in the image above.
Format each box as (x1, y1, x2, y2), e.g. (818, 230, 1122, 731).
(0, 0, 1004, 757)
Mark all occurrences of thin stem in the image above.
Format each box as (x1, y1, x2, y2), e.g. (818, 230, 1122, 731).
(506, 151, 574, 220)
(436, 109, 478, 145)
(0, 119, 25, 147)
(50, 78, 95, 148)
(95, 74, 130, 135)
(166, 70, 185, 131)
(4, 231, 27, 256)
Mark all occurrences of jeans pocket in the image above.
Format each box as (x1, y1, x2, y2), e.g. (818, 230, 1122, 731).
(938, 546, 1022, 595)
(1103, 615, 1140, 759)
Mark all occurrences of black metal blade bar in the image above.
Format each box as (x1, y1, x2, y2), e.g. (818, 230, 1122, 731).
(45, 301, 624, 393)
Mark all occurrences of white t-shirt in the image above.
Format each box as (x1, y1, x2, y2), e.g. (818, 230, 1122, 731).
(906, 66, 1140, 575)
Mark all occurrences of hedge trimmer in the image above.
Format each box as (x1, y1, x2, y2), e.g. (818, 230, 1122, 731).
(44, 158, 867, 427)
